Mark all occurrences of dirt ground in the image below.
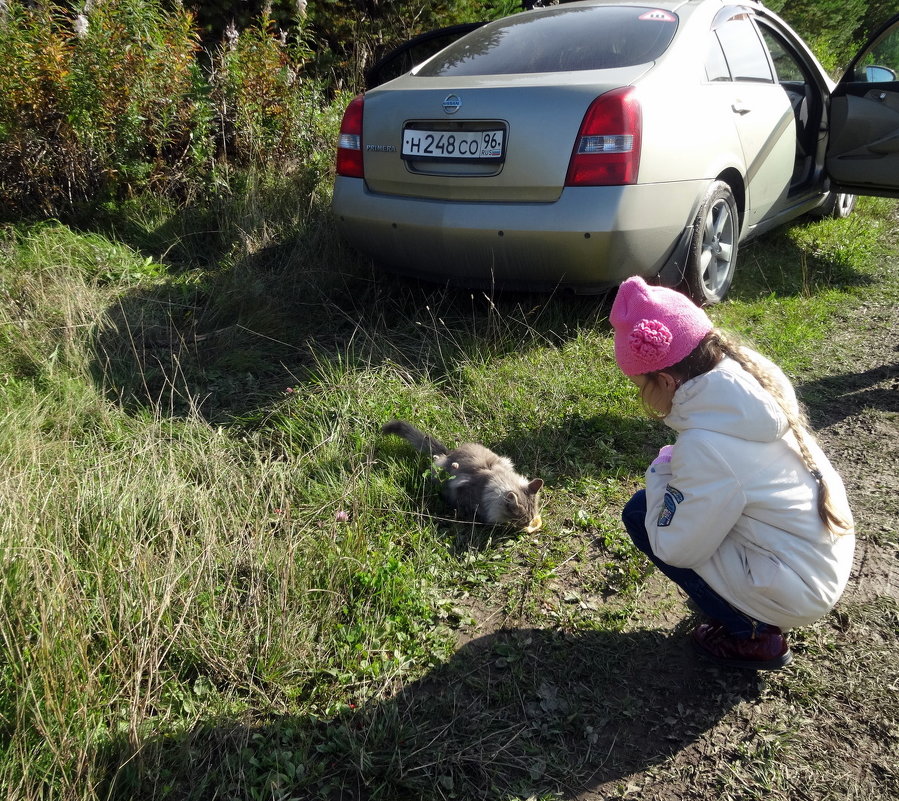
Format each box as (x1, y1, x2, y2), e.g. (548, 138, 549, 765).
(804, 295, 899, 606)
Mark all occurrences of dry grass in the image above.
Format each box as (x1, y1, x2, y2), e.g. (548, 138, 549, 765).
(0, 197, 896, 800)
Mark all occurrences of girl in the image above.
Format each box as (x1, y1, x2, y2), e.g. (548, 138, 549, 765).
(611, 276, 855, 670)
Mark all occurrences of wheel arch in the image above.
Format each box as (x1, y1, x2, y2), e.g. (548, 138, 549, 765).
(716, 167, 746, 234)
(656, 169, 746, 290)
(679, 178, 741, 305)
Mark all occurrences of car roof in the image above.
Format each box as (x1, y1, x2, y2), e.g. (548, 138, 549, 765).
(544, 0, 695, 11)
(534, 0, 767, 19)
(510, 0, 736, 33)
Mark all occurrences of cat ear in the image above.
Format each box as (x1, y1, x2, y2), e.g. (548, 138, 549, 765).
(527, 478, 544, 494)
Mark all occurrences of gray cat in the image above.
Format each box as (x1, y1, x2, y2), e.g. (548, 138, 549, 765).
(382, 420, 544, 531)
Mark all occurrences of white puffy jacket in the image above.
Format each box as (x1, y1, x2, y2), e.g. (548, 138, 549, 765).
(643, 353, 855, 629)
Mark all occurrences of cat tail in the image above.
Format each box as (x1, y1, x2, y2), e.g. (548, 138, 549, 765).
(381, 420, 448, 457)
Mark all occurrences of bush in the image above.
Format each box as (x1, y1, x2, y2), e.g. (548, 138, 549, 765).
(0, 0, 321, 219)
(0, 0, 210, 215)
(765, 0, 868, 72)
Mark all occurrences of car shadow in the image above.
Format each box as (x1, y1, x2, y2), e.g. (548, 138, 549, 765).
(88, 244, 615, 421)
(84, 195, 874, 426)
(728, 223, 876, 301)
(100, 626, 764, 800)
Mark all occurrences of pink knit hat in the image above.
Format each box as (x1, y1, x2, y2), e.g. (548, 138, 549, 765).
(610, 276, 713, 375)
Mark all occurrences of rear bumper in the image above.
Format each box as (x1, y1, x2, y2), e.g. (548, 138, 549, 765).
(332, 178, 704, 292)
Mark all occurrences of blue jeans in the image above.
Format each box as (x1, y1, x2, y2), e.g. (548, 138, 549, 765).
(623, 490, 771, 639)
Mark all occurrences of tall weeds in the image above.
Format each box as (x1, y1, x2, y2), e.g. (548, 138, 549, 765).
(0, 0, 323, 219)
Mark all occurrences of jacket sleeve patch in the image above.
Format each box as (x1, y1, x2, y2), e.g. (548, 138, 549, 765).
(657, 484, 684, 527)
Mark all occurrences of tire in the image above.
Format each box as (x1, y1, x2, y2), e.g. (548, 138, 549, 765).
(682, 180, 739, 306)
(813, 191, 856, 219)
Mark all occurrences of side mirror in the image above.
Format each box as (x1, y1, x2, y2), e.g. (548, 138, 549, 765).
(865, 64, 898, 82)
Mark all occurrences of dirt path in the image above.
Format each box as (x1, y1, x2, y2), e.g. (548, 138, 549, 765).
(806, 293, 899, 606)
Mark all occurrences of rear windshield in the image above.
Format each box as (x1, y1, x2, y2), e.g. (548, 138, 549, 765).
(415, 6, 679, 76)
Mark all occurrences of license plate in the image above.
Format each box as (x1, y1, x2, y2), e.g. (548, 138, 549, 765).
(402, 128, 504, 161)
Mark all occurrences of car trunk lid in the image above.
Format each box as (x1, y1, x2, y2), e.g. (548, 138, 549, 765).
(360, 67, 651, 202)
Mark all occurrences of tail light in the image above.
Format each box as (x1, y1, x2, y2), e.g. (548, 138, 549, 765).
(336, 94, 365, 178)
(565, 87, 641, 186)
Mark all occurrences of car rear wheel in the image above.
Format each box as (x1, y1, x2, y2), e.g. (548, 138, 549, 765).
(682, 180, 739, 306)
(813, 191, 856, 219)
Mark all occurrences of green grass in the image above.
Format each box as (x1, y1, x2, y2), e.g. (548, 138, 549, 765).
(0, 188, 896, 799)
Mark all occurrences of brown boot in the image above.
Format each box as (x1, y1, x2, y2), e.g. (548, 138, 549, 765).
(692, 621, 792, 670)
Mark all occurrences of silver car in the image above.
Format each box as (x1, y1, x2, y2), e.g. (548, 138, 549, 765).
(332, 0, 899, 303)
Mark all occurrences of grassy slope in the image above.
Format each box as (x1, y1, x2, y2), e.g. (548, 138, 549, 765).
(0, 192, 896, 800)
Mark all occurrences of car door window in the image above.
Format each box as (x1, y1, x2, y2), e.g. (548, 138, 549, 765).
(365, 23, 486, 88)
(851, 25, 899, 82)
(716, 16, 774, 83)
(755, 22, 821, 186)
(756, 27, 806, 83)
(705, 34, 732, 82)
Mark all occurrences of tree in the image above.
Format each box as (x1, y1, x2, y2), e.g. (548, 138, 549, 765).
(766, 0, 867, 72)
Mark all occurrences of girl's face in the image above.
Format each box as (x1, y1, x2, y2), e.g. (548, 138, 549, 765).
(630, 372, 679, 416)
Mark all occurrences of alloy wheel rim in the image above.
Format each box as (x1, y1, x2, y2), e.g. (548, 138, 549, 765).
(836, 193, 854, 216)
(700, 198, 735, 295)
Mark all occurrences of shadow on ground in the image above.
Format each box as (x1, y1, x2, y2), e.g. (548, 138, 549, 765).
(85, 201, 874, 425)
(799, 358, 899, 429)
(89, 254, 614, 422)
(103, 626, 763, 800)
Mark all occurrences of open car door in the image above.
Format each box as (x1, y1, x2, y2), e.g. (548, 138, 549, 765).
(827, 14, 899, 198)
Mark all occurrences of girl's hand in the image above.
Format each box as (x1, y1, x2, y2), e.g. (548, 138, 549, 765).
(652, 444, 674, 465)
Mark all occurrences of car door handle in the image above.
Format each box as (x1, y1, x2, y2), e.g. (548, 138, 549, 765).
(731, 102, 751, 115)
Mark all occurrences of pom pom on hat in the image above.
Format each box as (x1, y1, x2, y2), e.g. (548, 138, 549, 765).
(610, 276, 713, 375)
(629, 319, 673, 362)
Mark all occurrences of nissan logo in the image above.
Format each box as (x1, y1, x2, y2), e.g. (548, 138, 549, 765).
(442, 94, 462, 114)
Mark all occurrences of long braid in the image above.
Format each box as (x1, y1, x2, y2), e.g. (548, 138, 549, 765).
(715, 332, 851, 536)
